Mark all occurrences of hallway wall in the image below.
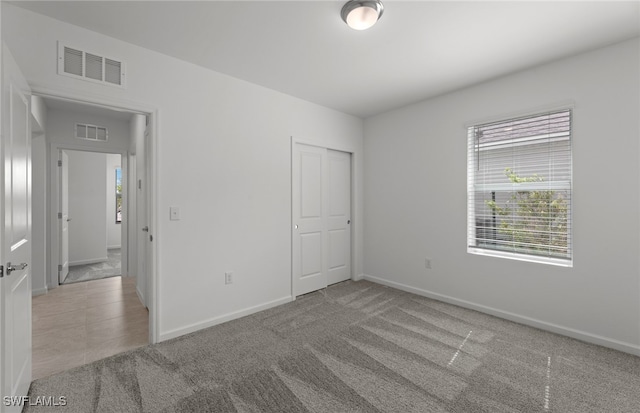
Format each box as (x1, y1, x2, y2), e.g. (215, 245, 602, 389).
(66, 150, 107, 265)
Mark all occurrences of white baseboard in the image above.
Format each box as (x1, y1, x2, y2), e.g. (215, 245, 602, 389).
(353, 273, 365, 281)
(136, 285, 146, 309)
(32, 287, 48, 297)
(159, 295, 294, 342)
(70, 257, 107, 266)
(362, 274, 640, 357)
(108, 245, 121, 250)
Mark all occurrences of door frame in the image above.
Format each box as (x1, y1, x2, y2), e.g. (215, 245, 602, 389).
(290, 136, 359, 299)
(52, 147, 127, 285)
(32, 86, 160, 344)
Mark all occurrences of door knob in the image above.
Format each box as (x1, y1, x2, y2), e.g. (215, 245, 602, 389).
(142, 226, 149, 232)
(6, 262, 28, 276)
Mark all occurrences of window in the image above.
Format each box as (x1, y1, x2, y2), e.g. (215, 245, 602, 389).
(115, 168, 122, 223)
(467, 109, 572, 266)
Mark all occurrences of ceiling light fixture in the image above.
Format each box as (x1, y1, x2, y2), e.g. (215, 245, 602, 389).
(341, 0, 384, 31)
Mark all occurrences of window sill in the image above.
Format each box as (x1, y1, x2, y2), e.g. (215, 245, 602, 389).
(468, 247, 573, 268)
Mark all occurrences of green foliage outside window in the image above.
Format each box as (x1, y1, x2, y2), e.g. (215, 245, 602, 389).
(484, 168, 568, 256)
(116, 168, 122, 223)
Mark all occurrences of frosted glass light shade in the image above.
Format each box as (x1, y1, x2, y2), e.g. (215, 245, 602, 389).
(341, 1, 384, 31)
(346, 6, 378, 30)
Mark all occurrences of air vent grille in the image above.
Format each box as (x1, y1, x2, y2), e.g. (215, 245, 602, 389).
(58, 42, 126, 88)
(64, 47, 83, 76)
(76, 123, 108, 142)
(85, 53, 103, 81)
(105, 59, 122, 85)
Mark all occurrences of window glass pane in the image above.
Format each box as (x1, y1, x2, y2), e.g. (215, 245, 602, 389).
(116, 168, 122, 223)
(468, 109, 572, 264)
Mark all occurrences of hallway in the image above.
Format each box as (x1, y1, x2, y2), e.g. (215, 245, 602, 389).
(32, 276, 148, 379)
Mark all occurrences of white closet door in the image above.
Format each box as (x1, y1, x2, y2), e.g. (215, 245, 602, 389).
(293, 144, 327, 296)
(326, 149, 351, 285)
(293, 143, 351, 296)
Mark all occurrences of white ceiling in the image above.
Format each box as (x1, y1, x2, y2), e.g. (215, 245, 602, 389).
(12, 1, 640, 118)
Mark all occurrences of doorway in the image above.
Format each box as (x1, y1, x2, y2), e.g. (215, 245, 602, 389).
(58, 150, 124, 285)
(30, 93, 157, 378)
(292, 142, 353, 296)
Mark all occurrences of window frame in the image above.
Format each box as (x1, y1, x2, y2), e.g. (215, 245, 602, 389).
(466, 106, 574, 267)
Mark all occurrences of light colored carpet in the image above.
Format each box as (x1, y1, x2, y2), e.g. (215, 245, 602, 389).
(63, 249, 121, 284)
(25, 280, 640, 412)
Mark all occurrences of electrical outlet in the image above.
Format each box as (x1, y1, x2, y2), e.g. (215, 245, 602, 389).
(170, 206, 180, 221)
(425, 258, 432, 270)
(225, 272, 233, 284)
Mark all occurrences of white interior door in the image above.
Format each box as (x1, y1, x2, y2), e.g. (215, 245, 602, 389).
(127, 154, 137, 284)
(1, 44, 32, 413)
(327, 149, 351, 285)
(136, 134, 147, 307)
(293, 144, 351, 296)
(143, 118, 155, 343)
(136, 117, 152, 312)
(144, 123, 154, 306)
(59, 150, 69, 283)
(293, 144, 327, 296)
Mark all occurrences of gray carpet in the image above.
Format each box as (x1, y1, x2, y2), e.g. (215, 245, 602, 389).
(63, 249, 121, 284)
(26, 280, 640, 412)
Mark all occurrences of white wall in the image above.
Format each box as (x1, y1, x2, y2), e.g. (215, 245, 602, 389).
(45, 108, 131, 153)
(2, 4, 364, 340)
(106, 153, 121, 249)
(31, 94, 47, 128)
(363, 38, 640, 354)
(31, 95, 48, 295)
(66, 150, 107, 265)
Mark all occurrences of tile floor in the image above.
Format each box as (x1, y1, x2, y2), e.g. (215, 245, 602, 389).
(32, 276, 149, 380)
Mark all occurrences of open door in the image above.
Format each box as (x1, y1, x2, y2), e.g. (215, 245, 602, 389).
(1, 44, 32, 412)
(135, 116, 148, 308)
(144, 117, 155, 344)
(58, 150, 69, 283)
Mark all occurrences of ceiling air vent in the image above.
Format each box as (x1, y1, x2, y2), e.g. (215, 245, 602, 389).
(76, 123, 108, 142)
(58, 42, 126, 88)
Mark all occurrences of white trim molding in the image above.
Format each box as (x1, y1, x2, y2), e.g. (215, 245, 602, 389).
(69, 257, 108, 266)
(362, 274, 640, 357)
(32, 288, 48, 297)
(159, 296, 294, 342)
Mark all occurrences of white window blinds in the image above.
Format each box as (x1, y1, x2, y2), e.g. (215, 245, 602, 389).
(467, 109, 572, 265)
